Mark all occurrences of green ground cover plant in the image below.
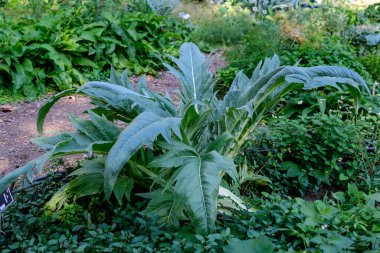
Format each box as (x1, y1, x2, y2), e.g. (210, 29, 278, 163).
(2, 172, 379, 252)
(243, 112, 379, 196)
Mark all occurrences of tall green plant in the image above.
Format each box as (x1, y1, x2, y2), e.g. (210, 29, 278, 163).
(0, 43, 369, 234)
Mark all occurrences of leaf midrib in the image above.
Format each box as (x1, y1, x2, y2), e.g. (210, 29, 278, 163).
(196, 157, 209, 230)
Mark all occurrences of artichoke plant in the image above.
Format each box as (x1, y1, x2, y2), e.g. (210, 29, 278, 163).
(0, 43, 369, 234)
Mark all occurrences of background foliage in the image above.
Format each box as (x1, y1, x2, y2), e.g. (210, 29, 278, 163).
(0, 0, 190, 98)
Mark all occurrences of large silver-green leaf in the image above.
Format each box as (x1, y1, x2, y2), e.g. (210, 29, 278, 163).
(104, 111, 182, 199)
(37, 88, 76, 134)
(113, 176, 134, 205)
(0, 111, 119, 192)
(222, 55, 369, 116)
(79, 81, 176, 118)
(68, 111, 120, 143)
(164, 42, 216, 112)
(180, 106, 214, 152)
(150, 142, 236, 234)
(174, 151, 236, 233)
(109, 66, 134, 89)
(45, 173, 104, 211)
(0, 139, 68, 193)
(138, 190, 187, 228)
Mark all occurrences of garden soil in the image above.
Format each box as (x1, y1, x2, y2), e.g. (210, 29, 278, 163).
(0, 52, 226, 177)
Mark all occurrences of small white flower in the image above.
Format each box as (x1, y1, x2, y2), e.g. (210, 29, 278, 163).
(297, 100, 303, 105)
(179, 12, 190, 20)
(321, 224, 328, 230)
(338, 157, 343, 162)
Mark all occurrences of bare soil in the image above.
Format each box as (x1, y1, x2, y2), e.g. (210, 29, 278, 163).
(0, 52, 226, 177)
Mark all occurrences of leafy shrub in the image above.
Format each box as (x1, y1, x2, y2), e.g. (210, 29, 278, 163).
(359, 54, 380, 82)
(126, 0, 179, 15)
(0, 43, 369, 234)
(348, 24, 380, 56)
(226, 20, 281, 71)
(0, 1, 190, 97)
(278, 4, 356, 41)
(364, 3, 380, 23)
(244, 113, 379, 195)
(191, 12, 254, 49)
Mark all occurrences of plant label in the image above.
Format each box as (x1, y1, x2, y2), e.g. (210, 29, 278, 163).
(0, 188, 13, 212)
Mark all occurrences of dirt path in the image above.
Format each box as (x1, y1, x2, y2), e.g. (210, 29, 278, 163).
(0, 53, 226, 176)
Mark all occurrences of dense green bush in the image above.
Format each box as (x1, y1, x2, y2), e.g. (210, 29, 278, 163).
(0, 1, 190, 97)
(364, 3, 380, 23)
(243, 113, 379, 195)
(191, 13, 253, 50)
(359, 54, 380, 82)
(226, 20, 281, 71)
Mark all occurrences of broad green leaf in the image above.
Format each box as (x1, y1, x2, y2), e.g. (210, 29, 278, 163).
(46, 174, 104, 211)
(164, 42, 215, 110)
(69, 158, 105, 177)
(78, 81, 174, 117)
(282, 161, 304, 177)
(311, 234, 354, 253)
(37, 88, 77, 135)
(11, 59, 33, 93)
(369, 193, 380, 202)
(365, 33, 380, 46)
(224, 235, 274, 253)
(73, 57, 99, 68)
(138, 190, 187, 228)
(104, 111, 181, 199)
(68, 111, 120, 142)
(206, 132, 233, 153)
(0, 138, 71, 193)
(151, 142, 236, 234)
(113, 176, 134, 204)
